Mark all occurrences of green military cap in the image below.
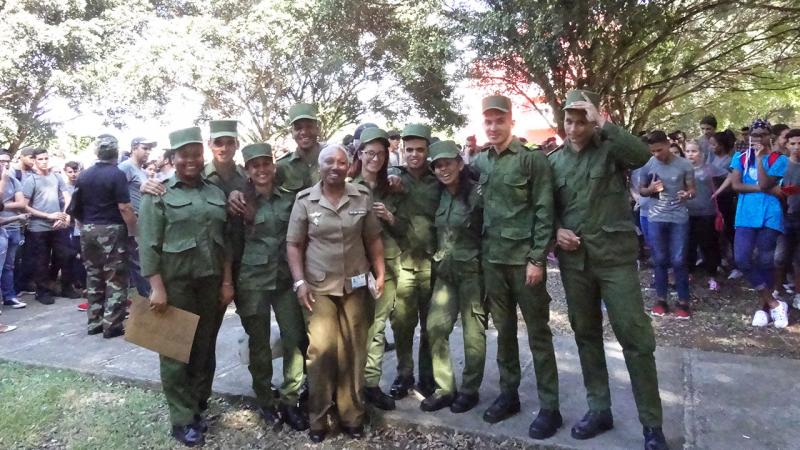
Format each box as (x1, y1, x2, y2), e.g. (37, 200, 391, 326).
(288, 103, 319, 124)
(428, 140, 461, 165)
(482, 95, 512, 113)
(169, 126, 204, 150)
(359, 127, 390, 146)
(401, 123, 432, 142)
(209, 119, 238, 139)
(241, 143, 273, 165)
(563, 89, 601, 110)
(94, 134, 119, 153)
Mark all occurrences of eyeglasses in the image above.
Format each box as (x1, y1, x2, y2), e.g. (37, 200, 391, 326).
(362, 150, 384, 160)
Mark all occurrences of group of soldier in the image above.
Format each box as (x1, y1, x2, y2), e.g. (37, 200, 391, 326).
(110, 91, 669, 450)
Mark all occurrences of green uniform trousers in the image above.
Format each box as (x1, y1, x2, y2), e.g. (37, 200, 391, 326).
(364, 262, 398, 388)
(484, 262, 559, 410)
(561, 263, 663, 427)
(237, 288, 306, 408)
(304, 289, 371, 431)
(392, 265, 433, 381)
(427, 264, 487, 395)
(159, 275, 221, 426)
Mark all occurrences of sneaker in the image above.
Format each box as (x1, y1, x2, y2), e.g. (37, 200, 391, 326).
(651, 302, 668, 317)
(708, 279, 720, 291)
(674, 303, 691, 319)
(3, 298, 26, 309)
(728, 269, 743, 280)
(0, 324, 17, 333)
(792, 294, 800, 310)
(752, 310, 769, 327)
(77, 302, 89, 312)
(771, 301, 789, 329)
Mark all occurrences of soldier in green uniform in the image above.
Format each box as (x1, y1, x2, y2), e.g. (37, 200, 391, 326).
(388, 123, 439, 399)
(234, 143, 308, 430)
(471, 95, 561, 439)
(139, 127, 234, 447)
(276, 103, 323, 196)
(421, 140, 487, 413)
(350, 127, 407, 410)
(548, 91, 668, 450)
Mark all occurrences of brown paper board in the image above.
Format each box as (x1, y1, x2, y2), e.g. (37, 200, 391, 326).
(124, 293, 199, 363)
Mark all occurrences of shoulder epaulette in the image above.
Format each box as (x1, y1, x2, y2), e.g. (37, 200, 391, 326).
(296, 187, 312, 199)
(277, 151, 293, 162)
(546, 145, 564, 157)
(354, 183, 371, 194)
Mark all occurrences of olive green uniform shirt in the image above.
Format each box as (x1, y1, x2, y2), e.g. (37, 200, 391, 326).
(286, 182, 382, 296)
(236, 188, 294, 292)
(548, 123, 650, 270)
(276, 147, 321, 197)
(350, 175, 406, 264)
(471, 139, 554, 265)
(139, 177, 229, 280)
(433, 182, 483, 274)
(389, 166, 439, 270)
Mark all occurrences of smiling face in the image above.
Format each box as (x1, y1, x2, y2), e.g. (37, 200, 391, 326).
(208, 136, 238, 164)
(403, 137, 429, 170)
(174, 143, 204, 181)
(360, 141, 387, 176)
(246, 156, 275, 188)
(650, 141, 672, 163)
(564, 109, 594, 149)
(319, 147, 349, 187)
(482, 109, 513, 146)
(433, 157, 463, 188)
(292, 119, 320, 152)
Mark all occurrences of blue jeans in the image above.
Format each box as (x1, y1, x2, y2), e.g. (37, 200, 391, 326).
(734, 226, 780, 291)
(127, 236, 150, 296)
(1, 228, 20, 300)
(640, 215, 651, 248)
(649, 221, 690, 301)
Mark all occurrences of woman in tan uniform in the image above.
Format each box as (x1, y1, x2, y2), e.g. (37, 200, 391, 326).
(286, 144, 385, 443)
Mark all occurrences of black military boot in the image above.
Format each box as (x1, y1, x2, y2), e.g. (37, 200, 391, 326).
(528, 408, 563, 439)
(279, 403, 309, 431)
(364, 386, 396, 410)
(420, 392, 455, 412)
(389, 374, 414, 399)
(171, 424, 204, 447)
(482, 392, 520, 424)
(643, 426, 669, 450)
(450, 392, 479, 413)
(571, 409, 614, 440)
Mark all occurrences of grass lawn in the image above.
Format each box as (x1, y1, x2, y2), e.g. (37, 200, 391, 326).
(0, 362, 530, 449)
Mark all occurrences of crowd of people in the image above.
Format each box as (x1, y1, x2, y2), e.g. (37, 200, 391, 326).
(1, 90, 797, 450)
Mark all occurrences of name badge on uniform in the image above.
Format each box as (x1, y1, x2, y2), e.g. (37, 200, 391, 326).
(310, 211, 322, 226)
(351, 273, 367, 289)
(349, 209, 367, 215)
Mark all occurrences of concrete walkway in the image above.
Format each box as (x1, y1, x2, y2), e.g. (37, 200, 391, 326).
(1, 296, 797, 450)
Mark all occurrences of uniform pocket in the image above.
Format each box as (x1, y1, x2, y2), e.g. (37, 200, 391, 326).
(164, 197, 193, 222)
(500, 227, 531, 240)
(206, 196, 228, 221)
(163, 236, 197, 253)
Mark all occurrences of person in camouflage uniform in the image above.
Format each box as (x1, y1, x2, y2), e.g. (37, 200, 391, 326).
(72, 135, 138, 338)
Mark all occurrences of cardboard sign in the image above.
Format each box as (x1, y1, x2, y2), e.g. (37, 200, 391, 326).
(124, 293, 199, 363)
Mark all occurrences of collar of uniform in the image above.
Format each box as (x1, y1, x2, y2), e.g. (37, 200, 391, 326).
(167, 175, 209, 189)
(254, 186, 282, 200)
(306, 181, 360, 201)
(290, 144, 322, 163)
(490, 137, 523, 157)
(203, 161, 246, 179)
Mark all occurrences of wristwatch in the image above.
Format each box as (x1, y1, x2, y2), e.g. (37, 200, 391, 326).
(529, 259, 545, 268)
(292, 279, 306, 292)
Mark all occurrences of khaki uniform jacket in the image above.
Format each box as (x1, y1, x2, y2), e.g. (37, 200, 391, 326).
(548, 123, 650, 270)
(286, 182, 381, 296)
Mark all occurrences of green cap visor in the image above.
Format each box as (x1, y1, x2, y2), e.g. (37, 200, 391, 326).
(169, 127, 204, 150)
(209, 120, 239, 139)
(242, 143, 274, 165)
(359, 127, 390, 147)
(482, 95, 512, 113)
(401, 123, 432, 142)
(428, 140, 461, 165)
(562, 89, 601, 110)
(288, 103, 319, 124)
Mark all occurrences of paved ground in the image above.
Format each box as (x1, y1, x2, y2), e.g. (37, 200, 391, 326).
(1, 295, 797, 449)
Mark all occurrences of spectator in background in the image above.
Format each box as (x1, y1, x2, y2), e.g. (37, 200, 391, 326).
(119, 137, 155, 298)
(71, 135, 137, 338)
(0, 151, 29, 309)
(14, 147, 36, 182)
(709, 130, 738, 265)
(22, 148, 79, 304)
(145, 161, 158, 179)
(772, 124, 790, 155)
(668, 130, 686, 148)
(697, 115, 718, 163)
(685, 140, 727, 291)
(734, 127, 750, 153)
(640, 130, 696, 318)
(63, 161, 86, 295)
(729, 119, 788, 328)
(158, 148, 175, 181)
(669, 143, 685, 158)
(388, 130, 404, 167)
(461, 135, 479, 164)
(781, 129, 800, 309)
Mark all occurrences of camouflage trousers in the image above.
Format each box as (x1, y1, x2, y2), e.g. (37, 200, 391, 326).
(80, 224, 129, 332)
